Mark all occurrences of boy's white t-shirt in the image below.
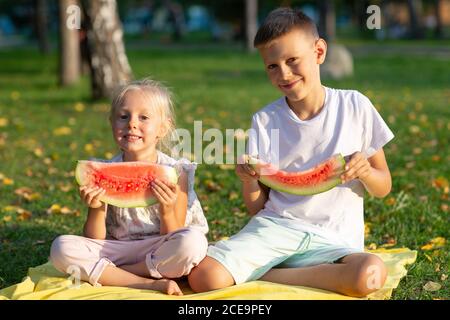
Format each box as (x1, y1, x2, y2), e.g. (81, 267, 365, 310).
(247, 86, 394, 250)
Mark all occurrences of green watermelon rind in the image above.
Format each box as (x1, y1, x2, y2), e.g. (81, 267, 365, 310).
(75, 160, 178, 208)
(250, 154, 346, 196)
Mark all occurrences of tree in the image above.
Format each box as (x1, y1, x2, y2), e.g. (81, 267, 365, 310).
(36, 0, 50, 54)
(245, 0, 258, 52)
(318, 0, 353, 80)
(407, 0, 424, 39)
(58, 0, 80, 86)
(433, 0, 443, 38)
(318, 0, 336, 42)
(82, 0, 133, 100)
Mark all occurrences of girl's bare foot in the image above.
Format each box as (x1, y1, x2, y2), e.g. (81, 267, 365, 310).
(146, 278, 183, 296)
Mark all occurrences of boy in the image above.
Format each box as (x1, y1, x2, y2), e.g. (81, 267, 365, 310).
(188, 7, 394, 297)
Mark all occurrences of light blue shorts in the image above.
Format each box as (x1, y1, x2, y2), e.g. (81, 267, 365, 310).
(207, 215, 362, 284)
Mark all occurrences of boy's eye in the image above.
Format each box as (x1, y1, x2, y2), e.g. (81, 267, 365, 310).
(287, 57, 297, 64)
(267, 64, 277, 70)
(119, 115, 128, 120)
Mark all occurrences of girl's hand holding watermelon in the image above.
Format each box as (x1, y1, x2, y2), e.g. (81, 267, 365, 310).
(151, 178, 179, 214)
(79, 185, 106, 209)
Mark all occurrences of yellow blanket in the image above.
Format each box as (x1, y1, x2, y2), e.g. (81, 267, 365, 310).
(0, 248, 416, 300)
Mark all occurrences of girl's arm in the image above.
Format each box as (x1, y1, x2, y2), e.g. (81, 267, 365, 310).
(341, 149, 392, 198)
(83, 204, 108, 239)
(79, 186, 107, 239)
(153, 170, 188, 235)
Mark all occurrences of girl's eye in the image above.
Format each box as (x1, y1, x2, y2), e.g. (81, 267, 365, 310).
(119, 115, 128, 120)
(287, 57, 297, 64)
(140, 115, 150, 121)
(267, 64, 277, 70)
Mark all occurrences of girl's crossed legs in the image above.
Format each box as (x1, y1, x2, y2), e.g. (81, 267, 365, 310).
(50, 227, 207, 295)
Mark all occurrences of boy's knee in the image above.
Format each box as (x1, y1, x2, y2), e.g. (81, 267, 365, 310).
(188, 257, 235, 293)
(349, 254, 387, 297)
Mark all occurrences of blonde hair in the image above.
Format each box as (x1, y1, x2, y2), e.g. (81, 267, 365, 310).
(110, 78, 179, 156)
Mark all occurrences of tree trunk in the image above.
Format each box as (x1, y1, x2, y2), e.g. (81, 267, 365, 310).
(82, 0, 133, 100)
(434, 0, 443, 38)
(245, 0, 258, 52)
(318, 0, 336, 42)
(407, 0, 424, 39)
(58, 0, 80, 86)
(36, 0, 50, 54)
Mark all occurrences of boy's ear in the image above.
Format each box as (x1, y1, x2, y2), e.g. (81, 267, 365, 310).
(315, 38, 327, 65)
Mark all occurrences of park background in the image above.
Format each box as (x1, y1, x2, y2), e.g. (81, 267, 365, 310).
(0, 0, 448, 299)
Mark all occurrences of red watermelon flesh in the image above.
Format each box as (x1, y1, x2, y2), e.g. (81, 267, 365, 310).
(75, 161, 178, 208)
(246, 154, 346, 196)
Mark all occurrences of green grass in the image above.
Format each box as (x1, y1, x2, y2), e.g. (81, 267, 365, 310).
(0, 45, 448, 299)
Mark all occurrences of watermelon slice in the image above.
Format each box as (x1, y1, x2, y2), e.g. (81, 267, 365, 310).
(75, 161, 178, 208)
(246, 154, 346, 196)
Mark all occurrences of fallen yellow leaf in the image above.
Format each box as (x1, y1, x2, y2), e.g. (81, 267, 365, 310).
(74, 102, 85, 112)
(60, 206, 72, 215)
(421, 237, 446, 251)
(0, 118, 9, 127)
(432, 177, 449, 190)
(2, 178, 14, 185)
(423, 281, 441, 292)
(3, 205, 19, 212)
(364, 222, 372, 238)
(47, 204, 61, 215)
(53, 126, 72, 136)
(17, 209, 32, 221)
(84, 144, 94, 153)
(104, 152, 114, 159)
(33, 148, 44, 157)
(228, 191, 239, 201)
(384, 197, 396, 206)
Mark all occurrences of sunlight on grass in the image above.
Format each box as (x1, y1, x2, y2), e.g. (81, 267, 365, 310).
(0, 47, 448, 299)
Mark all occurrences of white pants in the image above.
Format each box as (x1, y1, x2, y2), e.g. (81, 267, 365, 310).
(50, 227, 208, 286)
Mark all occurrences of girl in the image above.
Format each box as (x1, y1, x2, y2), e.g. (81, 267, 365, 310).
(50, 79, 209, 296)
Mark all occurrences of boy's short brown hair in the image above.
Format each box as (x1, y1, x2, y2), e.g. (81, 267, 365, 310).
(254, 7, 319, 47)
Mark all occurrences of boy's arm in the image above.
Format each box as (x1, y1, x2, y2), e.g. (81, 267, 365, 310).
(341, 149, 392, 198)
(236, 162, 269, 215)
(242, 180, 270, 216)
